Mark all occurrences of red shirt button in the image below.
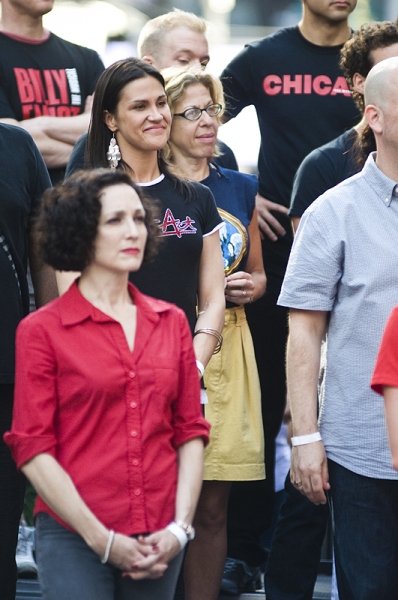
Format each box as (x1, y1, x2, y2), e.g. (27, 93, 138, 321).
(129, 371, 135, 379)
(132, 459, 139, 466)
(134, 488, 142, 496)
(130, 402, 137, 409)
(130, 430, 138, 437)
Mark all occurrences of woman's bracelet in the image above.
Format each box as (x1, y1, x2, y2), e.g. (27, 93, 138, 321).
(166, 522, 188, 550)
(193, 328, 223, 354)
(291, 432, 322, 447)
(196, 360, 205, 377)
(101, 529, 115, 564)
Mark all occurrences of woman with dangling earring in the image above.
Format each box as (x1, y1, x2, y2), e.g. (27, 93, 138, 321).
(57, 57, 225, 414)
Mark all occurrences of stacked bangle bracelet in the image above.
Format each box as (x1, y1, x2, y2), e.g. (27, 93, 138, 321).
(193, 328, 223, 354)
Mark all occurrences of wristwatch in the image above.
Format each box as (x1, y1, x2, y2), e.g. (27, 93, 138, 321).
(175, 520, 196, 541)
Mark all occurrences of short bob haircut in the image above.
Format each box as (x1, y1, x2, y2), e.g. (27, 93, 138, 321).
(162, 67, 225, 162)
(36, 169, 160, 272)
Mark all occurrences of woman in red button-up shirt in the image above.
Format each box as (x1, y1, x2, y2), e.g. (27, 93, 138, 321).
(5, 169, 209, 600)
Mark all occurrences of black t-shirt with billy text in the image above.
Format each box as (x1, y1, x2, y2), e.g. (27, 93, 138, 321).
(0, 31, 104, 183)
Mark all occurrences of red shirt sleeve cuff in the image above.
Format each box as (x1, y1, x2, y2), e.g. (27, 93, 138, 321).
(173, 417, 210, 448)
(3, 432, 56, 469)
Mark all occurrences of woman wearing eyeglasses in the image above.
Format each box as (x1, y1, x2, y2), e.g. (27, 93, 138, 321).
(163, 68, 266, 600)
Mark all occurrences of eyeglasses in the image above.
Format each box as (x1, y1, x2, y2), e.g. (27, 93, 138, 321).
(174, 103, 223, 121)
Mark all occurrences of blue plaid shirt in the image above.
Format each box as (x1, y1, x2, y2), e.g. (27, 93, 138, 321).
(279, 153, 398, 479)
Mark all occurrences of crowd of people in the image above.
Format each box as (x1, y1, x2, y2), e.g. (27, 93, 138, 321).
(1, 0, 398, 599)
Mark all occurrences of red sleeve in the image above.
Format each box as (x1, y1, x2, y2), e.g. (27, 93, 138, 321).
(371, 306, 398, 395)
(171, 309, 210, 448)
(3, 314, 58, 468)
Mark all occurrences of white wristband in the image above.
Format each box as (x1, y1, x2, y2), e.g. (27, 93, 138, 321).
(101, 529, 115, 564)
(166, 522, 188, 550)
(196, 360, 205, 378)
(291, 432, 322, 447)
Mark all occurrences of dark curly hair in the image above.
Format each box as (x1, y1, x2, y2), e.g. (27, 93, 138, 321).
(36, 169, 160, 271)
(340, 21, 398, 113)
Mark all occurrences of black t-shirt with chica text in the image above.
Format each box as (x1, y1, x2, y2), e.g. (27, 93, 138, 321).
(0, 31, 104, 183)
(0, 124, 51, 383)
(290, 128, 358, 218)
(130, 175, 222, 332)
(221, 26, 360, 279)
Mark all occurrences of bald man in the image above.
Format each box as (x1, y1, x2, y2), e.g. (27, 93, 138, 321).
(277, 56, 398, 599)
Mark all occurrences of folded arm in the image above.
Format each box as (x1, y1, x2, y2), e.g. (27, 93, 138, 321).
(0, 96, 92, 168)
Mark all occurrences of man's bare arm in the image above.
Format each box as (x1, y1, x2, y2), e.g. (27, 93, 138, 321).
(0, 96, 92, 168)
(287, 308, 330, 505)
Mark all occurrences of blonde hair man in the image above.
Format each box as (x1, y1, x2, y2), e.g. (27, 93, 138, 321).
(138, 9, 209, 70)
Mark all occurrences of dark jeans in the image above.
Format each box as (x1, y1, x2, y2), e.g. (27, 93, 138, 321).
(36, 513, 184, 600)
(328, 459, 398, 600)
(0, 384, 26, 600)
(227, 278, 289, 567)
(265, 474, 329, 600)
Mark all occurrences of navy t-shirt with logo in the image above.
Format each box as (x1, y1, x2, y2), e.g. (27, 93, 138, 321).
(221, 26, 360, 282)
(130, 175, 222, 333)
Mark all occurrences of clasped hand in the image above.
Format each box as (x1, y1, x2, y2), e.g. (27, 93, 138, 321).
(108, 529, 181, 580)
(225, 271, 255, 304)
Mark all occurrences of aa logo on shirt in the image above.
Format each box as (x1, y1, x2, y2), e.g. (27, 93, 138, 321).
(158, 208, 197, 238)
(14, 67, 82, 118)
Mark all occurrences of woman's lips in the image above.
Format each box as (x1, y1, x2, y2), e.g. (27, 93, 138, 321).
(122, 248, 140, 255)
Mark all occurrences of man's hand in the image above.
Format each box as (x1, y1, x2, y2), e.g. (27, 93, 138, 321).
(122, 529, 181, 580)
(290, 441, 330, 505)
(256, 193, 289, 241)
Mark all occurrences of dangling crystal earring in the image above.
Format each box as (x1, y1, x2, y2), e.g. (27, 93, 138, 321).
(106, 133, 121, 169)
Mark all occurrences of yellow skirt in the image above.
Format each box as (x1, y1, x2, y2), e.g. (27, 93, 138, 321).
(203, 306, 265, 481)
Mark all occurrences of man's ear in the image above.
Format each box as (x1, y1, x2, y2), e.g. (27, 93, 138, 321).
(365, 104, 383, 135)
(141, 55, 155, 65)
(352, 72, 366, 97)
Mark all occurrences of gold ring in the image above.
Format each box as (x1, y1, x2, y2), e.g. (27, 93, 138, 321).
(294, 481, 302, 488)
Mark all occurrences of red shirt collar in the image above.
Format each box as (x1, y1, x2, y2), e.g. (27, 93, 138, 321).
(0, 30, 51, 45)
(59, 280, 172, 327)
